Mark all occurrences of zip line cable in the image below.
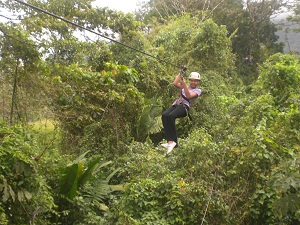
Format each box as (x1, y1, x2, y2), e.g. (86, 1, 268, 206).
(12, 0, 180, 68)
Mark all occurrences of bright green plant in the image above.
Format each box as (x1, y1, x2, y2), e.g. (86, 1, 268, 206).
(57, 151, 124, 224)
(59, 152, 123, 200)
(220, 53, 300, 224)
(135, 98, 163, 142)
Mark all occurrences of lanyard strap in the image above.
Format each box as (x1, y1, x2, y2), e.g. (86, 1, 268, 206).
(181, 92, 190, 103)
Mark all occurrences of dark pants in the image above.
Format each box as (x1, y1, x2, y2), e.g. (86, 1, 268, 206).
(162, 105, 187, 144)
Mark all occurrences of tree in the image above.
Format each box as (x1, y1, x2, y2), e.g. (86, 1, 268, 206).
(254, 53, 300, 107)
(287, 1, 300, 32)
(0, 23, 42, 124)
(137, 0, 287, 85)
(47, 63, 145, 156)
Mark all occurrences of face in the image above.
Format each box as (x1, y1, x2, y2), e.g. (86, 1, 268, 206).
(189, 79, 199, 88)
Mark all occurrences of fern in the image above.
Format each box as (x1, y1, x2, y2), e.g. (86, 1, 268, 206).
(136, 98, 163, 141)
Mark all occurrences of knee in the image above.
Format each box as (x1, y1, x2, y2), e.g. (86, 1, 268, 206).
(162, 113, 174, 120)
(162, 110, 169, 118)
(162, 114, 168, 122)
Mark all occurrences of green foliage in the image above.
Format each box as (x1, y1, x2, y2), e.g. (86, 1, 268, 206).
(151, 15, 235, 74)
(254, 53, 300, 108)
(219, 53, 300, 224)
(141, 15, 239, 144)
(48, 63, 145, 156)
(269, 156, 300, 223)
(107, 131, 230, 225)
(86, 40, 112, 72)
(190, 19, 235, 73)
(0, 122, 56, 225)
(57, 152, 124, 225)
(139, 0, 284, 85)
(0, 203, 8, 225)
(190, 69, 241, 142)
(1, 1, 300, 224)
(212, 1, 284, 85)
(59, 152, 122, 200)
(0, 23, 46, 124)
(135, 98, 163, 141)
(249, 185, 278, 224)
(112, 176, 208, 225)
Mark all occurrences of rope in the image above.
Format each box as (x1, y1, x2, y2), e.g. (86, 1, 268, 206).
(12, 0, 180, 68)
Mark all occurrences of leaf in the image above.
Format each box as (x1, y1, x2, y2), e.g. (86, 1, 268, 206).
(108, 184, 125, 192)
(60, 164, 79, 199)
(97, 202, 109, 211)
(2, 183, 10, 202)
(73, 151, 90, 164)
(77, 158, 102, 187)
(24, 191, 32, 200)
(9, 185, 15, 202)
(17, 190, 24, 202)
(15, 161, 32, 176)
(105, 167, 121, 182)
(95, 160, 113, 172)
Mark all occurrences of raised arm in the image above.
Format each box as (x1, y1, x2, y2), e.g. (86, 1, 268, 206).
(173, 71, 199, 99)
(173, 73, 183, 89)
(181, 78, 198, 99)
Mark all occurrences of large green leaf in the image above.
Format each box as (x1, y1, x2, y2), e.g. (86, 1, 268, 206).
(59, 164, 80, 199)
(77, 158, 102, 188)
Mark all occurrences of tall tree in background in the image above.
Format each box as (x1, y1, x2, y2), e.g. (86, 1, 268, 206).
(137, 0, 290, 84)
(0, 0, 145, 125)
(0, 24, 42, 124)
(0, 0, 142, 66)
(287, 0, 300, 32)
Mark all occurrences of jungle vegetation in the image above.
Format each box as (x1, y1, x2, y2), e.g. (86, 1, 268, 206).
(0, 0, 300, 224)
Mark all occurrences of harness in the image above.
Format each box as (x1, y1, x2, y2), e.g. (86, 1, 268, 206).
(180, 92, 193, 121)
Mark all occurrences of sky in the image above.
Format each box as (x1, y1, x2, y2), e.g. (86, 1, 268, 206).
(0, 0, 140, 22)
(93, 0, 140, 13)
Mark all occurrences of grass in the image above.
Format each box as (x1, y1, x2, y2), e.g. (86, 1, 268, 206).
(30, 119, 56, 134)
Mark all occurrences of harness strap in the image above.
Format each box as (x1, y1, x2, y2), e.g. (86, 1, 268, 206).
(181, 92, 190, 103)
(179, 92, 193, 120)
(183, 105, 192, 121)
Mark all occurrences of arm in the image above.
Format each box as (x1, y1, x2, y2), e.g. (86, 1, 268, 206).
(173, 73, 183, 89)
(181, 78, 198, 99)
(173, 71, 198, 99)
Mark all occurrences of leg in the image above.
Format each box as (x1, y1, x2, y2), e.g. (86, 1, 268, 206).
(162, 105, 187, 143)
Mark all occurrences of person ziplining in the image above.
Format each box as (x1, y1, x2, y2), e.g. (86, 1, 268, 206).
(161, 66, 201, 154)
(12, 0, 203, 156)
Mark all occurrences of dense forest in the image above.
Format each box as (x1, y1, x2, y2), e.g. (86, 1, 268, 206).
(1, 0, 300, 224)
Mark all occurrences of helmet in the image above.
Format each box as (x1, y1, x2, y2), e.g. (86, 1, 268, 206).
(189, 72, 201, 80)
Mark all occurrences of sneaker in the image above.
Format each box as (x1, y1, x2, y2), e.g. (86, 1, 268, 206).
(167, 142, 176, 154)
(161, 143, 169, 148)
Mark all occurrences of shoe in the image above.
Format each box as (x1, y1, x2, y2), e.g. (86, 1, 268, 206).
(167, 142, 176, 154)
(161, 143, 169, 148)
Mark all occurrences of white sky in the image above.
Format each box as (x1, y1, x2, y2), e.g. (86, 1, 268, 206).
(0, 0, 140, 22)
(92, 0, 140, 13)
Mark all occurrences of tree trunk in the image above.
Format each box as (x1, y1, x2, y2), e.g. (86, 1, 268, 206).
(10, 62, 18, 125)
